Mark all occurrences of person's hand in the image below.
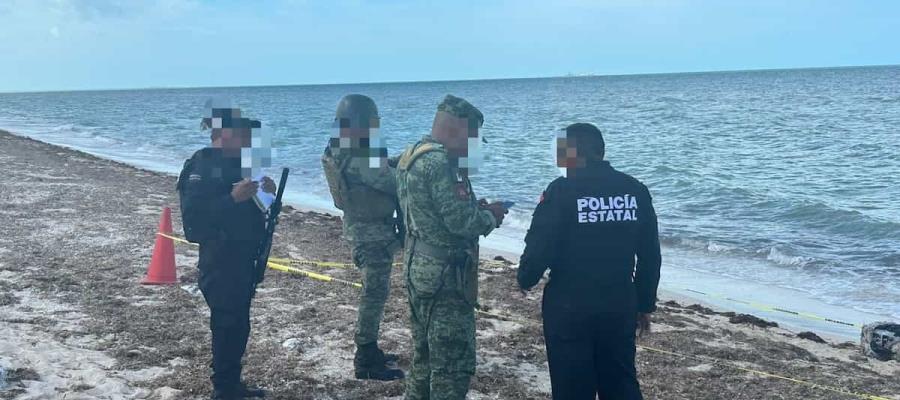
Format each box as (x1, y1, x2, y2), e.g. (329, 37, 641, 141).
(478, 198, 489, 208)
(261, 176, 276, 194)
(485, 202, 509, 227)
(231, 178, 259, 203)
(636, 313, 651, 339)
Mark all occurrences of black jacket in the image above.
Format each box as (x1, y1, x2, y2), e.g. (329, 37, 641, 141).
(177, 147, 266, 244)
(517, 161, 661, 313)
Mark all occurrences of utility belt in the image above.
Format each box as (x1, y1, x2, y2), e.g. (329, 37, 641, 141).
(405, 235, 479, 307)
(343, 212, 396, 224)
(408, 237, 468, 264)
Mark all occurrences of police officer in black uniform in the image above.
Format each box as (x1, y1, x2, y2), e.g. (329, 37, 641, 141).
(177, 105, 274, 399)
(517, 123, 661, 400)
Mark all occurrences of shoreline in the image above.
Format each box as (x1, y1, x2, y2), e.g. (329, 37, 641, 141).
(3, 127, 889, 338)
(1, 128, 898, 399)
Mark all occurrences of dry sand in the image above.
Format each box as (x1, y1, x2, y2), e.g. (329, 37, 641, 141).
(0, 129, 898, 400)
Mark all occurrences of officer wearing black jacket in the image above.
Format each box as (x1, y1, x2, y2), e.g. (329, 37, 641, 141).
(518, 123, 661, 400)
(177, 105, 274, 399)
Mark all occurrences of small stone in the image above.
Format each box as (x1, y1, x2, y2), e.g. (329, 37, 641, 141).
(282, 338, 304, 353)
(687, 363, 714, 373)
(126, 349, 142, 358)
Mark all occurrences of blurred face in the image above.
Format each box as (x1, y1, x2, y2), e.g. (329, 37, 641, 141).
(214, 128, 252, 156)
(556, 135, 586, 169)
(433, 112, 478, 157)
(330, 117, 386, 168)
(337, 117, 380, 140)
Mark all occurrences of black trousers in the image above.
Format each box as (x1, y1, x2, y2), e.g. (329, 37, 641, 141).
(198, 240, 256, 391)
(543, 309, 643, 400)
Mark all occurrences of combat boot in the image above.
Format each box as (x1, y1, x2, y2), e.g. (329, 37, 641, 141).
(354, 343, 405, 381)
(375, 346, 400, 367)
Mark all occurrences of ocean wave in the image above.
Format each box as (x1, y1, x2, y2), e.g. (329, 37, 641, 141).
(764, 246, 816, 267)
(660, 233, 825, 269)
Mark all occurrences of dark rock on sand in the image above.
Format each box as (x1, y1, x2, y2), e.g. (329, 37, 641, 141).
(729, 314, 778, 328)
(686, 304, 716, 315)
(797, 331, 827, 344)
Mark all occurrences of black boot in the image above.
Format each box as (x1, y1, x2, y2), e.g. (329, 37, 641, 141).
(355, 344, 405, 381)
(375, 346, 401, 366)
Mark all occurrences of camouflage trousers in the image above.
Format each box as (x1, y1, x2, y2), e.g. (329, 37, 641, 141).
(404, 253, 476, 400)
(351, 241, 396, 346)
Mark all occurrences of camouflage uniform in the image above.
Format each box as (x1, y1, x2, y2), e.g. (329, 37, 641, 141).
(397, 97, 496, 400)
(333, 150, 402, 347)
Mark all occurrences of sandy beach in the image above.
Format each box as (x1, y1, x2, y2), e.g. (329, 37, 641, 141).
(0, 128, 898, 400)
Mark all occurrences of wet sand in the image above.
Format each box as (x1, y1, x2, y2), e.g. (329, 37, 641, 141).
(0, 129, 898, 400)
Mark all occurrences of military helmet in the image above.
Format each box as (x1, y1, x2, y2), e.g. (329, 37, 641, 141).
(335, 94, 379, 128)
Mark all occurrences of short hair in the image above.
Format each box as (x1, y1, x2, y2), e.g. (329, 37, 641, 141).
(565, 123, 605, 160)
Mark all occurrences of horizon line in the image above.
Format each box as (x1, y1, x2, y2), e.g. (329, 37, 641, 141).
(2, 63, 898, 95)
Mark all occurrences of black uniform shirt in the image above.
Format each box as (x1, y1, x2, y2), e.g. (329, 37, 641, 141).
(178, 147, 266, 243)
(517, 161, 662, 314)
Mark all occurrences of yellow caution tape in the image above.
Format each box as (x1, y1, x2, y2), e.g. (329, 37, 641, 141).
(153, 231, 889, 399)
(267, 261, 362, 288)
(157, 232, 196, 246)
(682, 288, 863, 328)
(269, 257, 356, 269)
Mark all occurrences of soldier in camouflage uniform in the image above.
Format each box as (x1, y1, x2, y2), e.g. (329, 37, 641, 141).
(396, 95, 509, 400)
(321, 94, 404, 380)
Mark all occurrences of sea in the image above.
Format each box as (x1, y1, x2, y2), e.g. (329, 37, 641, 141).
(2, 66, 898, 338)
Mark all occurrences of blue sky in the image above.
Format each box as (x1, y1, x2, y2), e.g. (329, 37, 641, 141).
(1, 0, 898, 92)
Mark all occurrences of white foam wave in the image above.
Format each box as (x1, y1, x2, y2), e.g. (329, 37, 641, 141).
(765, 247, 815, 267)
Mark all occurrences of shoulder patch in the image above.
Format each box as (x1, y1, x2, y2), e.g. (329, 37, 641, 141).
(189, 174, 202, 182)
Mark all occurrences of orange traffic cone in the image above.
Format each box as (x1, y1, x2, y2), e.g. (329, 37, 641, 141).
(141, 207, 177, 285)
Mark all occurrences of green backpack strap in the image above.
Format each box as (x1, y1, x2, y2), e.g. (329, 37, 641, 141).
(398, 142, 439, 171)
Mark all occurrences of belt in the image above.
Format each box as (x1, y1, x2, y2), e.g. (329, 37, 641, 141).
(407, 236, 466, 263)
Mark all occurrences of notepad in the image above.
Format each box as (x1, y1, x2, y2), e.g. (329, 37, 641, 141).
(251, 175, 275, 212)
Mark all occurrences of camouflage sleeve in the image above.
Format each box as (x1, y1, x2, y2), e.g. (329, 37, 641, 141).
(352, 157, 397, 195)
(419, 152, 496, 239)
